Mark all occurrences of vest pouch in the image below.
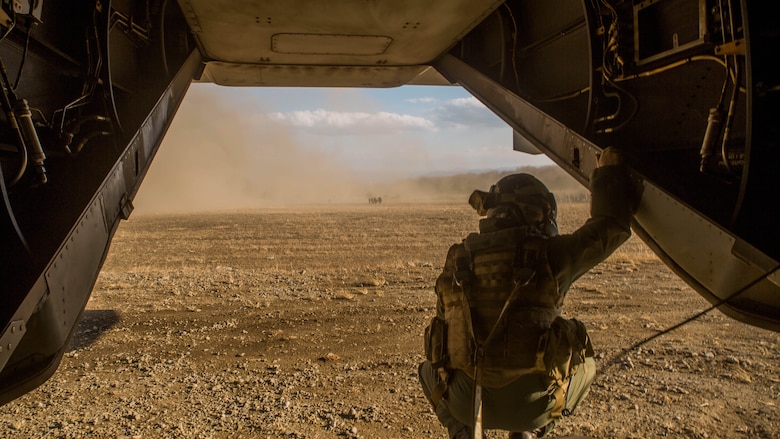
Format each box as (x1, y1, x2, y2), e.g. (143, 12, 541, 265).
(541, 317, 591, 383)
(424, 316, 448, 367)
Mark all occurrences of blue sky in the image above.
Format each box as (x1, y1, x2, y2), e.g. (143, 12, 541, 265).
(134, 83, 552, 212)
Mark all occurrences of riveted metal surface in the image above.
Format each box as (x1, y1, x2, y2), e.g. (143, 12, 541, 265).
(180, 0, 503, 86)
(44, 198, 109, 340)
(634, 182, 780, 331)
(201, 62, 436, 87)
(0, 322, 26, 371)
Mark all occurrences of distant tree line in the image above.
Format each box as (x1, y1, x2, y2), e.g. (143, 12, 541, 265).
(405, 166, 590, 203)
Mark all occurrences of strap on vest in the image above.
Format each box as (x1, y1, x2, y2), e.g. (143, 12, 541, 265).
(495, 272, 534, 335)
(429, 367, 450, 407)
(549, 375, 572, 418)
(451, 247, 538, 380)
(472, 380, 484, 439)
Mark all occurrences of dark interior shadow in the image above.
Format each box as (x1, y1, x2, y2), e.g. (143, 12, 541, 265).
(66, 309, 120, 352)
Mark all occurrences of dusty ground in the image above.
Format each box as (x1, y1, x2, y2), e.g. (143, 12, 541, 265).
(1, 203, 778, 438)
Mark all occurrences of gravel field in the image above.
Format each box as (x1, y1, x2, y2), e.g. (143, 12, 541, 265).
(1, 203, 778, 438)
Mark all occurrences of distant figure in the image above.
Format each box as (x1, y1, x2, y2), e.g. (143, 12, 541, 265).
(418, 148, 638, 438)
(368, 197, 383, 204)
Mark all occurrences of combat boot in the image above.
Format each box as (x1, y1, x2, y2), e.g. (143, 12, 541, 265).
(452, 426, 472, 439)
(508, 431, 537, 439)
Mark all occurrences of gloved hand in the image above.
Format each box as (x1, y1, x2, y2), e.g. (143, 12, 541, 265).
(597, 147, 642, 213)
(598, 147, 622, 167)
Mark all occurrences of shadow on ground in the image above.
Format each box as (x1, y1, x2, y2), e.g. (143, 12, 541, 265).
(66, 310, 120, 352)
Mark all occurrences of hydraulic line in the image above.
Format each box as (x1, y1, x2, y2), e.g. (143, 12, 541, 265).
(62, 114, 112, 155)
(502, 3, 520, 90)
(699, 0, 743, 175)
(0, 53, 46, 186)
(54, 8, 105, 135)
(159, 0, 169, 76)
(71, 129, 112, 156)
(12, 19, 32, 91)
(719, 0, 742, 174)
(0, 143, 30, 255)
(0, 57, 30, 187)
(594, 77, 638, 134)
(699, 73, 729, 173)
(593, 84, 621, 126)
(110, 8, 151, 46)
(719, 60, 741, 175)
(15, 99, 46, 185)
(0, 5, 31, 249)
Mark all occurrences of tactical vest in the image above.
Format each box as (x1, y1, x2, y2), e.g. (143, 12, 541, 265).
(425, 227, 592, 389)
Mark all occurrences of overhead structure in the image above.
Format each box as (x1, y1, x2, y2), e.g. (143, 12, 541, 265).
(0, 0, 777, 405)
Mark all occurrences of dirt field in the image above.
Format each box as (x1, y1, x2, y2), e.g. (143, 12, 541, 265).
(1, 203, 778, 438)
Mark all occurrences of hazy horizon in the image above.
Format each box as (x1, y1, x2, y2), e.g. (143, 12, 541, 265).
(132, 85, 574, 215)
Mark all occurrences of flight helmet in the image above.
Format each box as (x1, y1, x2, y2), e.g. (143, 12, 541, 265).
(468, 173, 558, 236)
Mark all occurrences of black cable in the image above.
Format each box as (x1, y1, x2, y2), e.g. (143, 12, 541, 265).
(0, 55, 19, 103)
(0, 151, 31, 255)
(594, 77, 639, 134)
(0, 9, 15, 43)
(602, 264, 780, 370)
(0, 7, 31, 254)
(0, 55, 29, 186)
(12, 18, 32, 91)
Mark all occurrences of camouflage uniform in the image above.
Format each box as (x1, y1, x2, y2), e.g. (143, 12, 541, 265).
(418, 164, 634, 437)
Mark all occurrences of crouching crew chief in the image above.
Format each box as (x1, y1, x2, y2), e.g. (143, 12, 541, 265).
(418, 148, 638, 438)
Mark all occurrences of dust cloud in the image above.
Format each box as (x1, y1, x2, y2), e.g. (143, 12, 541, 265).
(133, 85, 585, 214)
(134, 86, 368, 213)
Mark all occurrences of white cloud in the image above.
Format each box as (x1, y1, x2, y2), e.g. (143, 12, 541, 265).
(405, 97, 438, 104)
(448, 97, 482, 107)
(267, 108, 437, 134)
(432, 96, 505, 128)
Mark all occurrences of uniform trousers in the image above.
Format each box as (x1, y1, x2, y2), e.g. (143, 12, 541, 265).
(418, 357, 596, 437)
